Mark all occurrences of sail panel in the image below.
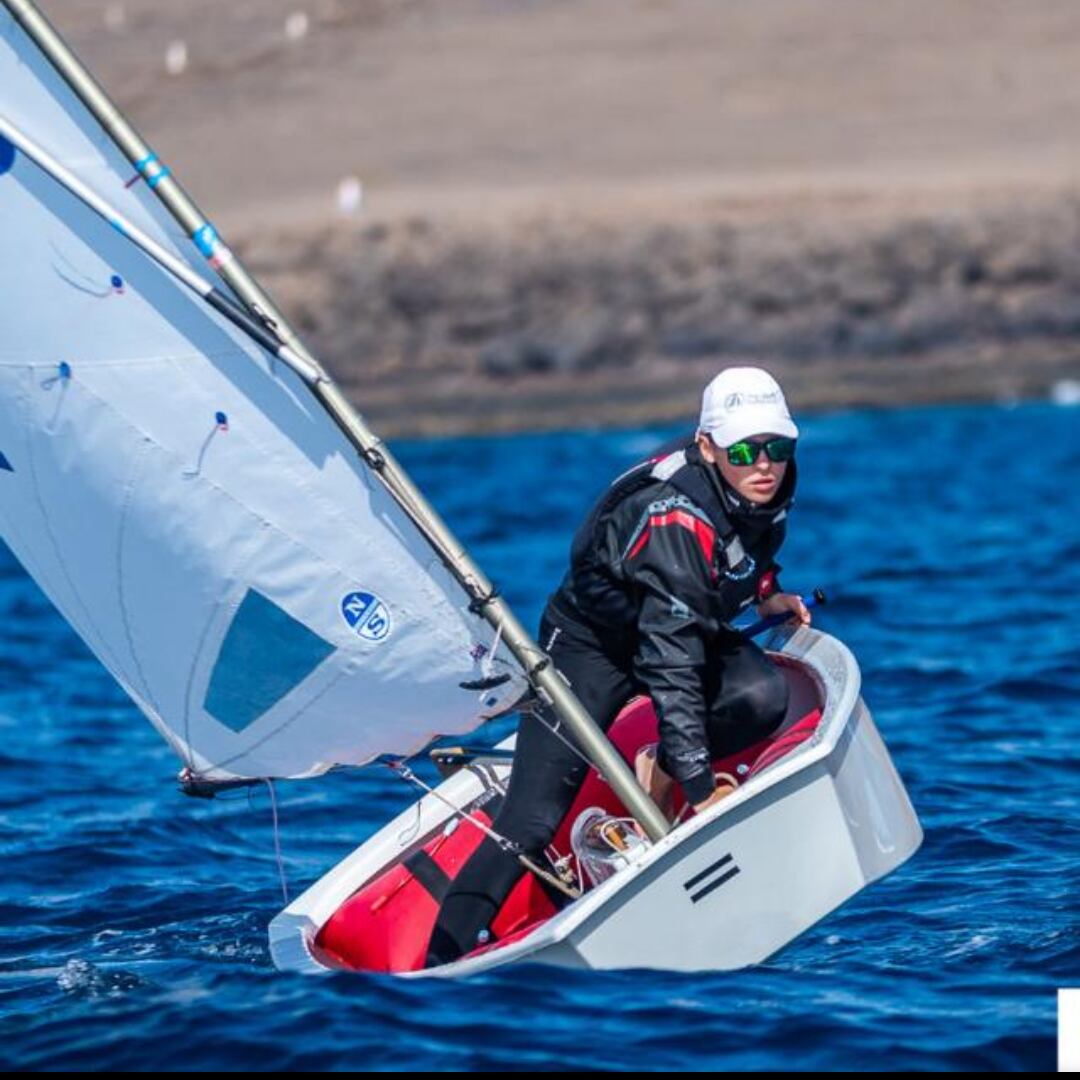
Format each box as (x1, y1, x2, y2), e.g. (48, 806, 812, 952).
(0, 14, 526, 781)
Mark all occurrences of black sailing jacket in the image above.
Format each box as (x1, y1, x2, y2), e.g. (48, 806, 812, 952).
(548, 435, 797, 797)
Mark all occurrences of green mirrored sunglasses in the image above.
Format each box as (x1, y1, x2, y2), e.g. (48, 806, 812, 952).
(723, 436, 797, 467)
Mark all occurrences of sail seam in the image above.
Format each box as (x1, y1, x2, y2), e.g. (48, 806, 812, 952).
(206, 667, 348, 776)
(20, 367, 137, 691)
(181, 525, 267, 773)
(0, 369, 47, 583)
(115, 436, 166, 722)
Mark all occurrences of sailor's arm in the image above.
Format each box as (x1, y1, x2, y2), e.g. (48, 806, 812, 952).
(624, 509, 720, 808)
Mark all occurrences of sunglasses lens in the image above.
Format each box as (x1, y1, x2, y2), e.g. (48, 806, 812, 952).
(726, 441, 757, 466)
(765, 437, 796, 462)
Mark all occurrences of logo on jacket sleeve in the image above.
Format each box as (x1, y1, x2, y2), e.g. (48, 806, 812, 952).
(756, 569, 779, 601)
(721, 536, 756, 581)
(341, 591, 391, 642)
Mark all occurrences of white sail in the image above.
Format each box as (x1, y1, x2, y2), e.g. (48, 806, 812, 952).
(0, 10, 527, 782)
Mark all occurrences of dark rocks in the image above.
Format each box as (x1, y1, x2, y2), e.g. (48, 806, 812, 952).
(245, 191, 1080, 432)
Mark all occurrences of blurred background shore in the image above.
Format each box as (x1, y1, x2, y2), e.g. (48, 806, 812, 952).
(56, 0, 1080, 434)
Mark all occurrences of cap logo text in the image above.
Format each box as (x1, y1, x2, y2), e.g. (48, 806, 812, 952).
(724, 390, 780, 411)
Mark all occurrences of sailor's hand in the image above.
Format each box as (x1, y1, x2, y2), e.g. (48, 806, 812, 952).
(692, 774, 739, 816)
(755, 591, 811, 626)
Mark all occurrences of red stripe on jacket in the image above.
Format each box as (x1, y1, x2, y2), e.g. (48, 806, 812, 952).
(626, 510, 716, 567)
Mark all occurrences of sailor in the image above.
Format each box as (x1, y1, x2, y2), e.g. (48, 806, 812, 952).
(426, 366, 810, 967)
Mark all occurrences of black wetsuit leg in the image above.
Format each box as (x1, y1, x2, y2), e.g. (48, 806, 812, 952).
(702, 627, 790, 757)
(425, 607, 637, 968)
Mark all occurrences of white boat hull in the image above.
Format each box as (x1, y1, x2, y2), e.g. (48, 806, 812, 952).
(270, 625, 922, 977)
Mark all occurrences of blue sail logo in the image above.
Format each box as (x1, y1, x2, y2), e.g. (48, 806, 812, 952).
(0, 451, 12, 472)
(341, 591, 391, 642)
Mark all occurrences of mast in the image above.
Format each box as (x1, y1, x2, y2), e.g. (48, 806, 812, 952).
(3, 0, 670, 842)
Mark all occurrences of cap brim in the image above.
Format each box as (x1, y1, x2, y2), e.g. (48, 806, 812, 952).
(706, 407, 799, 446)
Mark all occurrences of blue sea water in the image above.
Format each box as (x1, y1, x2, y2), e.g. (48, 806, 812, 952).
(0, 400, 1076, 1070)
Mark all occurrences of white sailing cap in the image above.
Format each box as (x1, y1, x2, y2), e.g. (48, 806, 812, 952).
(698, 366, 799, 446)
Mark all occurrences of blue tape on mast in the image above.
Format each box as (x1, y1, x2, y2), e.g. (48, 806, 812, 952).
(193, 224, 219, 258)
(146, 165, 171, 189)
(135, 153, 171, 188)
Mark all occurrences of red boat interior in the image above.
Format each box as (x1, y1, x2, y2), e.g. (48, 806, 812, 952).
(316, 656, 823, 973)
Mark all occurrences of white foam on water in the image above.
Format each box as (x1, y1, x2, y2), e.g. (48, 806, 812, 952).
(56, 958, 105, 992)
(55, 958, 148, 997)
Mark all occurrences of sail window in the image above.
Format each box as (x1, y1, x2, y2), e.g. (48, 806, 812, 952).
(204, 589, 335, 733)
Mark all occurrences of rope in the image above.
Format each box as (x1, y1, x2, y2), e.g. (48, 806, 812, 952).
(522, 698, 598, 774)
(261, 778, 289, 905)
(382, 759, 580, 901)
(482, 619, 504, 680)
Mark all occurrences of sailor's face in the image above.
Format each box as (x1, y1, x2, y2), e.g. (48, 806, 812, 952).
(698, 431, 789, 505)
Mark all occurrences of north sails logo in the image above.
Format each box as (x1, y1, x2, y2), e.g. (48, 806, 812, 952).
(724, 390, 781, 411)
(683, 853, 740, 904)
(341, 591, 391, 642)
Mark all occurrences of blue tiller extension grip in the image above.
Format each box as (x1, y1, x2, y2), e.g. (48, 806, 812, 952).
(742, 588, 827, 639)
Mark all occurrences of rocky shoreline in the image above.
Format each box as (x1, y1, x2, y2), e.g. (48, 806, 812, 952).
(240, 188, 1080, 436)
